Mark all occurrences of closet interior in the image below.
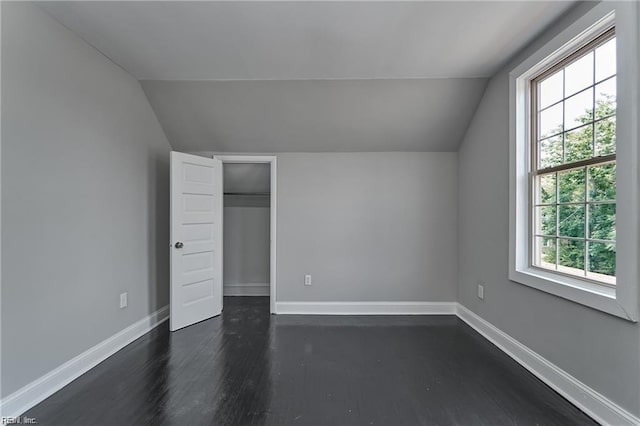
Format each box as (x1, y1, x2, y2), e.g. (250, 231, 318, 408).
(222, 163, 271, 299)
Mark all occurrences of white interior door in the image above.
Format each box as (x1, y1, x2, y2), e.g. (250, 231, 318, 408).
(170, 152, 223, 331)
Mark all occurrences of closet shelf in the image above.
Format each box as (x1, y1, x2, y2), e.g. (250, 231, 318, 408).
(224, 192, 270, 196)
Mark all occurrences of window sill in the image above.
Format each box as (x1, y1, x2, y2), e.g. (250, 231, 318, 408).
(509, 266, 635, 321)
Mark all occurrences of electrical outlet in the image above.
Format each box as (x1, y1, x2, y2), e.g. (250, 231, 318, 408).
(120, 292, 128, 309)
(304, 274, 312, 286)
(477, 283, 485, 300)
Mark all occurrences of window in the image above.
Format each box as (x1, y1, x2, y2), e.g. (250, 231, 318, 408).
(530, 30, 616, 287)
(509, 2, 639, 321)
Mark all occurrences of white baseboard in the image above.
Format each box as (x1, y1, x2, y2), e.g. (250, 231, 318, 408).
(0, 306, 169, 418)
(224, 283, 269, 296)
(456, 304, 640, 426)
(275, 301, 457, 315)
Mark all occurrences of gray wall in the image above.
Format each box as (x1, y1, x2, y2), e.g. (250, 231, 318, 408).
(223, 164, 270, 194)
(457, 2, 640, 417)
(276, 152, 457, 302)
(203, 152, 457, 302)
(1, 2, 172, 397)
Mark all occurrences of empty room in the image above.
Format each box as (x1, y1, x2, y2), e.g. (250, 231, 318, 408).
(1, 1, 639, 425)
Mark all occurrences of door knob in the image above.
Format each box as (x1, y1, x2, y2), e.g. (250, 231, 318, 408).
(174, 242, 184, 249)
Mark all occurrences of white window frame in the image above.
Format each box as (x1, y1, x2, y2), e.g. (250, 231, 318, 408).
(509, 2, 639, 321)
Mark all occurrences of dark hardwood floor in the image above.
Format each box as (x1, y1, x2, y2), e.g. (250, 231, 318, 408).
(25, 297, 596, 425)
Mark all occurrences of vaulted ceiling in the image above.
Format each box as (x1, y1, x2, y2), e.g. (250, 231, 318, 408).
(39, 1, 578, 152)
(140, 78, 487, 152)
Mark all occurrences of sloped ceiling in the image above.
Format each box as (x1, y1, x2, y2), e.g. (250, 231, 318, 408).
(141, 78, 487, 152)
(39, 1, 577, 152)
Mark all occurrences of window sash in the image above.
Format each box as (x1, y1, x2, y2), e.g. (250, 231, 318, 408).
(530, 27, 615, 98)
(528, 28, 617, 286)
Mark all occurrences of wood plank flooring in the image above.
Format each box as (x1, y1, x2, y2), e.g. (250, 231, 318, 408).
(25, 297, 596, 425)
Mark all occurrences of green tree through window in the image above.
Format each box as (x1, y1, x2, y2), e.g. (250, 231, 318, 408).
(533, 31, 616, 284)
(537, 96, 616, 279)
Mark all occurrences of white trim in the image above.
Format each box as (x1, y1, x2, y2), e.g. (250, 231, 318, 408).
(0, 306, 169, 418)
(508, 2, 639, 321)
(224, 283, 270, 297)
(215, 155, 277, 314)
(456, 304, 640, 426)
(275, 301, 456, 315)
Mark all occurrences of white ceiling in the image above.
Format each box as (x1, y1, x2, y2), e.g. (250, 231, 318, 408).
(39, 1, 576, 81)
(37, 1, 578, 152)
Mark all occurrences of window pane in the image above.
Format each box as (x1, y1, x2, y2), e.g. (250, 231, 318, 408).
(559, 205, 585, 238)
(539, 135, 563, 169)
(535, 236, 557, 269)
(595, 38, 616, 82)
(588, 163, 616, 201)
(564, 52, 593, 96)
(589, 203, 616, 240)
(558, 168, 585, 203)
(558, 239, 585, 271)
(536, 173, 556, 204)
(595, 77, 616, 119)
(535, 205, 557, 236)
(564, 88, 593, 130)
(564, 124, 593, 163)
(539, 103, 563, 139)
(595, 116, 616, 156)
(588, 241, 616, 277)
(530, 32, 616, 287)
(539, 70, 564, 109)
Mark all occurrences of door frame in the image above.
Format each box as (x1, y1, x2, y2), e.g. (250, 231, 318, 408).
(214, 155, 277, 314)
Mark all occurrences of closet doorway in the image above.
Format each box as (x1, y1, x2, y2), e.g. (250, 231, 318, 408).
(216, 156, 277, 314)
